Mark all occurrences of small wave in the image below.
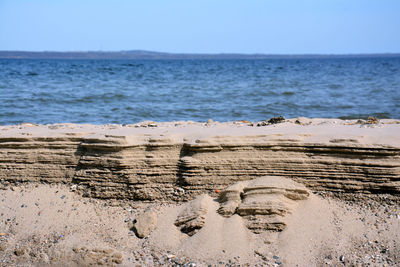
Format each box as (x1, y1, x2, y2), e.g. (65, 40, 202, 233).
(336, 105, 353, 109)
(121, 63, 144, 67)
(26, 72, 39, 76)
(74, 93, 128, 103)
(0, 112, 17, 117)
(282, 91, 295, 96)
(98, 67, 113, 71)
(8, 71, 21, 76)
(328, 84, 342, 89)
(37, 97, 51, 103)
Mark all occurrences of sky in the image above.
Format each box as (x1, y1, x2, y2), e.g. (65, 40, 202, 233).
(0, 0, 399, 54)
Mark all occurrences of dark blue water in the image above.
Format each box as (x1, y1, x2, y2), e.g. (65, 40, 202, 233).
(1, 57, 400, 124)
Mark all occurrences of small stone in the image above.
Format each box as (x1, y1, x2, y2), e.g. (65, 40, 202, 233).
(14, 248, 26, 256)
(39, 252, 49, 263)
(112, 252, 123, 259)
(339, 255, 345, 262)
(273, 255, 280, 260)
(176, 187, 185, 193)
(0, 243, 7, 252)
(112, 252, 123, 264)
(267, 116, 285, 124)
(133, 209, 157, 238)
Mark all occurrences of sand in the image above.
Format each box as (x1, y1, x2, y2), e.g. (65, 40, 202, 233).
(1, 118, 400, 266)
(0, 183, 399, 266)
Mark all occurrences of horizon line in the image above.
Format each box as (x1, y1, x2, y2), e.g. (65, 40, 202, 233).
(1, 50, 400, 60)
(1, 49, 400, 56)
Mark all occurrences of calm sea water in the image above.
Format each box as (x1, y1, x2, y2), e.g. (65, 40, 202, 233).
(1, 57, 400, 125)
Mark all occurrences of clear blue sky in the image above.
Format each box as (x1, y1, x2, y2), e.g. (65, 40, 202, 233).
(1, 0, 399, 54)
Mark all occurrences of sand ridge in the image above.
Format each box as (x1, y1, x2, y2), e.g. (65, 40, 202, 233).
(1, 118, 399, 201)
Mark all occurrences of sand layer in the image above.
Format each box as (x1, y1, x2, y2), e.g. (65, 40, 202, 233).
(1, 118, 400, 201)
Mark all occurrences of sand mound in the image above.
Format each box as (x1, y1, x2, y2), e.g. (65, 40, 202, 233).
(219, 176, 310, 232)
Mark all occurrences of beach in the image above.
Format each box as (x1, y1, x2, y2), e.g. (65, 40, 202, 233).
(2, 0, 400, 265)
(1, 118, 400, 266)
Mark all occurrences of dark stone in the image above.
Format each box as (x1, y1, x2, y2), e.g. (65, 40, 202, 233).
(267, 116, 285, 124)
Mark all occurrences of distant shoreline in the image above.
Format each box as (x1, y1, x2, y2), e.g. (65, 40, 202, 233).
(1, 50, 400, 60)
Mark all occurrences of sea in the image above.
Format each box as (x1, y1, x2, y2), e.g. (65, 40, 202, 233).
(1, 56, 400, 125)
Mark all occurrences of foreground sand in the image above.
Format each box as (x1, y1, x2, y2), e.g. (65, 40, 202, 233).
(1, 118, 400, 266)
(0, 183, 399, 266)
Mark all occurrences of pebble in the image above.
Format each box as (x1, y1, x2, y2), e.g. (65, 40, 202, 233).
(14, 248, 26, 256)
(0, 243, 7, 252)
(176, 187, 185, 193)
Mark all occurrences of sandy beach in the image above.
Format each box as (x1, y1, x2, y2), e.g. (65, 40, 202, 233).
(1, 118, 400, 266)
(2, 0, 400, 265)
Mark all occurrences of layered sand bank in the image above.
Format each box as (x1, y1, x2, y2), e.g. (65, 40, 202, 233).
(1, 118, 400, 266)
(1, 118, 399, 200)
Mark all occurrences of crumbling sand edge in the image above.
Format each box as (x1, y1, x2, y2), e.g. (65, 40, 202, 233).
(1, 118, 399, 201)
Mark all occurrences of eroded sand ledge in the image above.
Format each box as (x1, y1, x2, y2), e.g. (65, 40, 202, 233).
(1, 118, 400, 200)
